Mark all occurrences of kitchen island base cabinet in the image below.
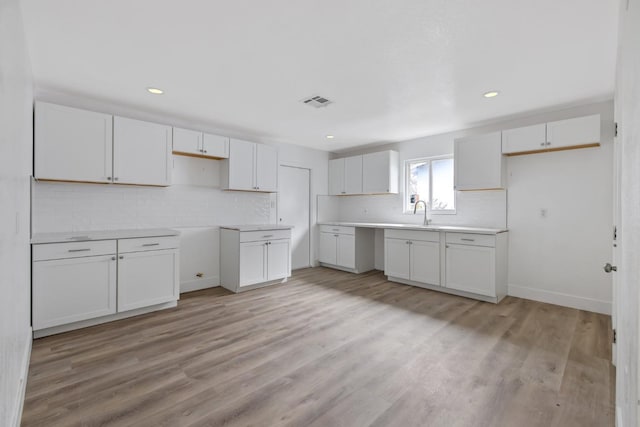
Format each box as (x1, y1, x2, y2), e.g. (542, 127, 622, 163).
(318, 225, 374, 274)
(220, 227, 292, 293)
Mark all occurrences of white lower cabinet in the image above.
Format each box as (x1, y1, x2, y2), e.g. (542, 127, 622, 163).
(33, 254, 117, 330)
(384, 229, 508, 303)
(318, 225, 374, 273)
(220, 227, 292, 292)
(117, 248, 179, 312)
(442, 232, 508, 302)
(384, 229, 440, 286)
(32, 234, 180, 336)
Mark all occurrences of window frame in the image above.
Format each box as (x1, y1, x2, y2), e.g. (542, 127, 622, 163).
(403, 155, 456, 215)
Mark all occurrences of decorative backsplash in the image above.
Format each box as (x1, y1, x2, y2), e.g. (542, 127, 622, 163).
(32, 181, 273, 233)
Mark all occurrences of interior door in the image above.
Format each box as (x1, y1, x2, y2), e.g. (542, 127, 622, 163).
(613, 2, 639, 423)
(278, 165, 311, 269)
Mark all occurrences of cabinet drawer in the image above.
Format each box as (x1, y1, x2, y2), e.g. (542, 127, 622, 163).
(118, 236, 179, 253)
(445, 233, 495, 247)
(319, 225, 355, 235)
(239, 229, 291, 243)
(384, 229, 440, 242)
(33, 240, 117, 261)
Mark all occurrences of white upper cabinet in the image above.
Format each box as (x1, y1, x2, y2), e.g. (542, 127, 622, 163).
(202, 133, 229, 158)
(328, 158, 346, 195)
(546, 114, 600, 149)
(502, 123, 547, 154)
(255, 143, 278, 192)
(35, 101, 113, 183)
(454, 131, 505, 191)
(221, 139, 278, 192)
(344, 156, 363, 194)
(113, 117, 172, 186)
(362, 150, 399, 194)
(172, 127, 203, 156)
(328, 155, 363, 195)
(173, 127, 229, 159)
(501, 114, 601, 155)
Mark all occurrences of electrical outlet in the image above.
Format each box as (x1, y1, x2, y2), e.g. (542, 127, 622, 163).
(540, 208, 547, 218)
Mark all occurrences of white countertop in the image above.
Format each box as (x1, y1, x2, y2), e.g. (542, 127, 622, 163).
(319, 221, 507, 235)
(31, 228, 180, 244)
(220, 224, 294, 232)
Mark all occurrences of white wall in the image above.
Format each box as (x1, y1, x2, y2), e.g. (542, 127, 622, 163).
(0, 0, 33, 425)
(328, 101, 614, 314)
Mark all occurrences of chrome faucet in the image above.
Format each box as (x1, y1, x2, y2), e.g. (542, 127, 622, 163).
(413, 200, 431, 225)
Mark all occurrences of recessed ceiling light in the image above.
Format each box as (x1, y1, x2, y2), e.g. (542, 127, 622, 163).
(483, 91, 499, 98)
(146, 87, 164, 95)
(326, 135, 335, 139)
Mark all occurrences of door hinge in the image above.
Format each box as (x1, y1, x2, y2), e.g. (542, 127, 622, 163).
(613, 225, 617, 241)
(615, 122, 619, 138)
(613, 329, 617, 344)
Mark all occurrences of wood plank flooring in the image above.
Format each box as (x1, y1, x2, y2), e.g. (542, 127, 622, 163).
(22, 268, 614, 427)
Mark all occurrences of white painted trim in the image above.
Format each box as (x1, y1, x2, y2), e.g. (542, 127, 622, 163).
(180, 277, 220, 293)
(34, 301, 177, 338)
(11, 327, 32, 427)
(508, 284, 611, 315)
(388, 276, 502, 304)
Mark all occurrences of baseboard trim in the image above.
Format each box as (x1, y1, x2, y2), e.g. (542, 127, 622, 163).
(508, 284, 611, 315)
(33, 301, 177, 338)
(12, 326, 32, 427)
(180, 277, 219, 293)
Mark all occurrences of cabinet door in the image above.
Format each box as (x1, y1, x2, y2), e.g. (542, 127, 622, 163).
(328, 159, 345, 195)
(227, 139, 256, 191)
(454, 132, 503, 190)
(118, 249, 179, 312)
(445, 244, 495, 297)
(411, 240, 440, 285)
(255, 144, 278, 192)
(173, 127, 202, 156)
(384, 238, 411, 280)
(546, 114, 600, 149)
(239, 241, 267, 286)
(33, 255, 117, 330)
(35, 102, 113, 183)
(336, 234, 355, 269)
(202, 133, 229, 158)
(344, 156, 363, 194)
(113, 117, 172, 186)
(502, 124, 547, 154)
(363, 151, 398, 194)
(267, 239, 290, 280)
(319, 232, 337, 265)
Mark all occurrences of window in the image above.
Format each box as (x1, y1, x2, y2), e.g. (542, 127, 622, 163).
(405, 156, 455, 213)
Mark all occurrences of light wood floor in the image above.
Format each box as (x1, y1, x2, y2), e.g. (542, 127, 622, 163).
(22, 268, 614, 427)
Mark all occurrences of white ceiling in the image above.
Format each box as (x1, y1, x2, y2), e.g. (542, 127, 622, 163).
(20, 0, 618, 152)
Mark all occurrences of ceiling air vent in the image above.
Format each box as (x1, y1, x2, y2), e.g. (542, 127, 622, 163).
(302, 95, 333, 108)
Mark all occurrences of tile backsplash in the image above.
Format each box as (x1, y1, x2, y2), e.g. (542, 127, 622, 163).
(32, 181, 273, 233)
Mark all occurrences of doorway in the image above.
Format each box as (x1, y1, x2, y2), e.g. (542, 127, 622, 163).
(278, 165, 311, 270)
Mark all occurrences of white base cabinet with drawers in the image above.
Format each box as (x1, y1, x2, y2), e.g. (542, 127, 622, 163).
(318, 225, 375, 273)
(32, 234, 180, 337)
(220, 227, 292, 292)
(384, 229, 508, 303)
